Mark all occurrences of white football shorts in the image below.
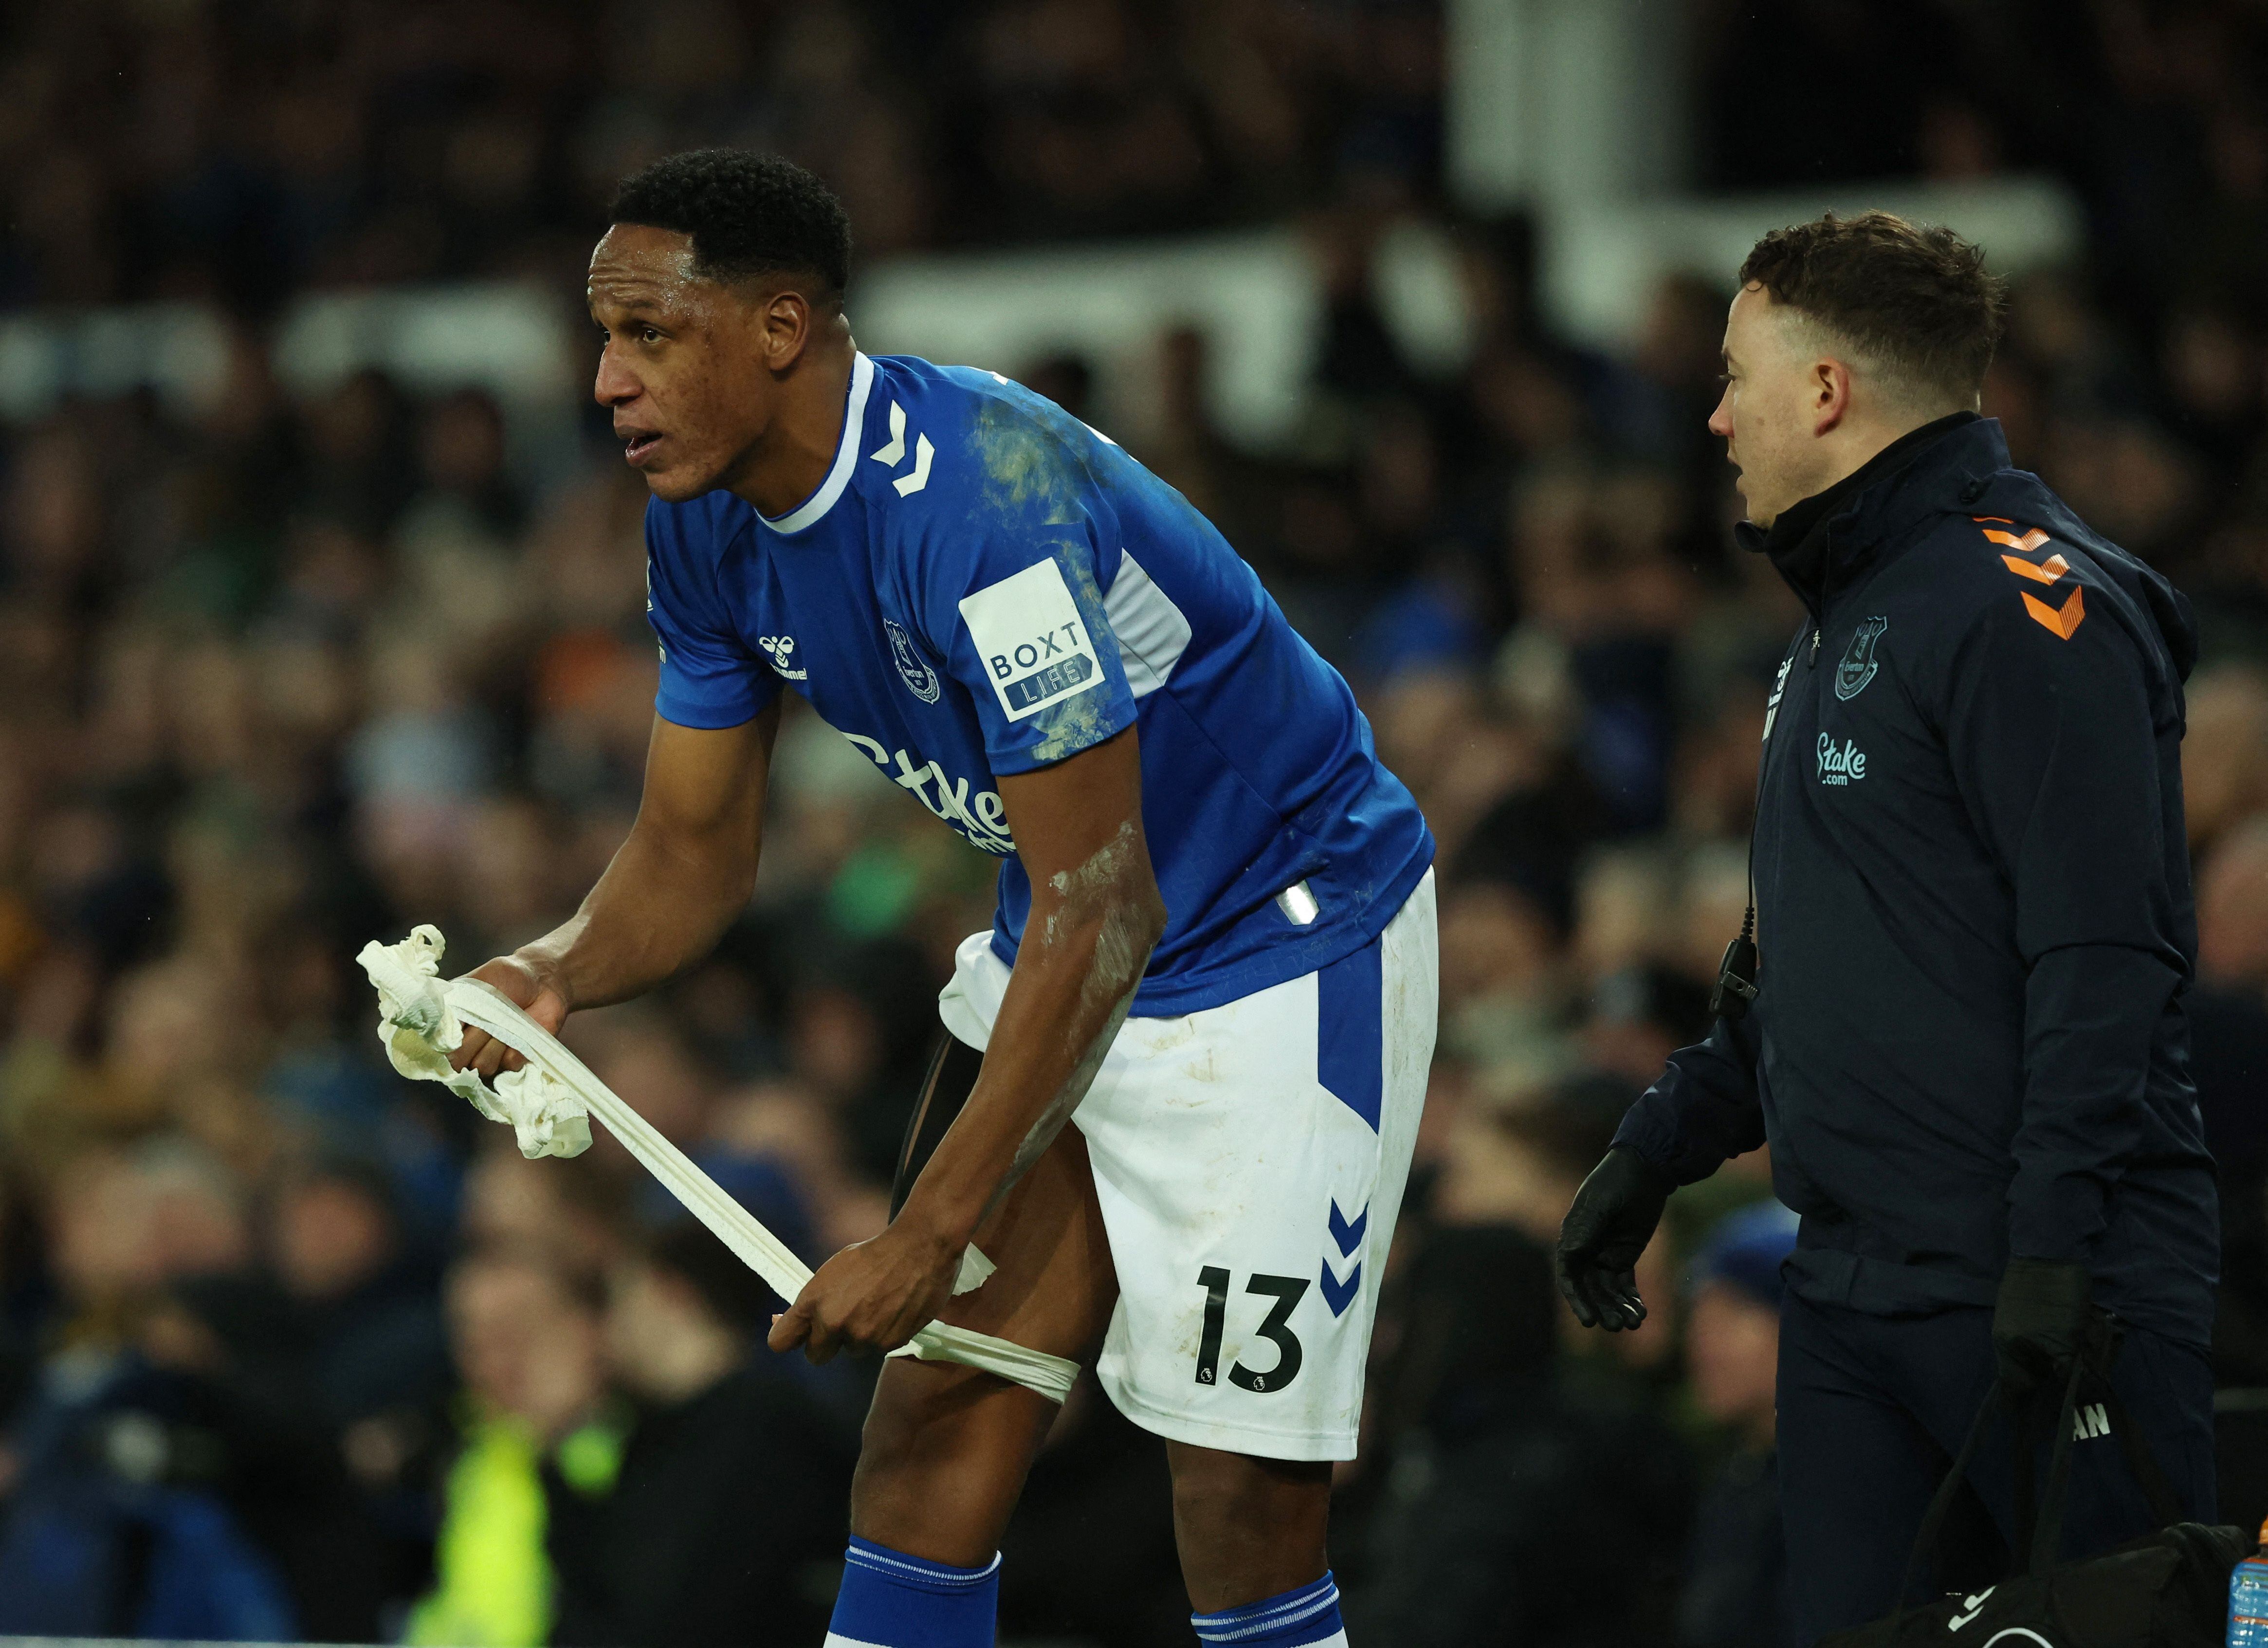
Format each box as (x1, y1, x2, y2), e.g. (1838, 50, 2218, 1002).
(937, 870, 1437, 1461)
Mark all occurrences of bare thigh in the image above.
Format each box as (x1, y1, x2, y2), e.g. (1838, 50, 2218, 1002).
(850, 1124, 1118, 1567)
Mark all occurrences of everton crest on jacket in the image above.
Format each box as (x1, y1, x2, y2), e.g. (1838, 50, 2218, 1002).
(1617, 415, 2218, 1347)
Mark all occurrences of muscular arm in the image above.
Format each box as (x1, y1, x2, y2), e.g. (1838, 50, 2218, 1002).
(907, 724, 1166, 1229)
(769, 724, 1168, 1360)
(454, 704, 779, 1079)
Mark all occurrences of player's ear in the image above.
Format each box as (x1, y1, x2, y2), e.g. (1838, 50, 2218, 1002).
(758, 287, 812, 373)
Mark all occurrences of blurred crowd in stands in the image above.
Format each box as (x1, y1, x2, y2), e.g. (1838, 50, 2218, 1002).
(1, 1, 2268, 1645)
(0, 0, 1445, 310)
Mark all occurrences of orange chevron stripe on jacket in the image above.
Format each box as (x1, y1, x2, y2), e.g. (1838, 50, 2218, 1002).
(2023, 585, 2085, 639)
(1980, 521, 2087, 638)
(1983, 526, 2051, 553)
(2002, 552, 2071, 585)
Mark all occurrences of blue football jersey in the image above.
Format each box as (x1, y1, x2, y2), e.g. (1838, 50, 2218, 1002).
(644, 352, 1434, 1015)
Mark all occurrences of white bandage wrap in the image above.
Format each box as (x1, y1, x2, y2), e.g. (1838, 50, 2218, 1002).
(361, 927, 592, 1159)
(953, 1244, 996, 1294)
(356, 927, 1078, 1403)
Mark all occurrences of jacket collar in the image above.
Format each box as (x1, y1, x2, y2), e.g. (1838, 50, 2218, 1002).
(1736, 413, 2006, 616)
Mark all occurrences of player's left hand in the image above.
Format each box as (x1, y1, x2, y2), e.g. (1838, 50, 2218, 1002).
(768, 1218, 964, 1363)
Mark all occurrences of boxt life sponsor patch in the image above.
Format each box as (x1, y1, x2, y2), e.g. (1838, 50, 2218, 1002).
(958, 557, 1106, 723)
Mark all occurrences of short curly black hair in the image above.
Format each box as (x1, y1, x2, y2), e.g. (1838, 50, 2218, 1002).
(610, 149, 852, 301)
(1739, 210, 2007, 409)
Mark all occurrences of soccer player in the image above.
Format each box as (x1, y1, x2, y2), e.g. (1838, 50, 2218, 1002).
(450, 150, 1436, 1648)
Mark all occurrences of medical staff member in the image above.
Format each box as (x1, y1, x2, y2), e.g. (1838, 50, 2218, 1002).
(1555, 211, 2217, 1640)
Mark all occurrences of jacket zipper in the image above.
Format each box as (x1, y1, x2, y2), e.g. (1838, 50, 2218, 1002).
(1727, 629, 1806, 1014)
(1810, 535, 1835, 661)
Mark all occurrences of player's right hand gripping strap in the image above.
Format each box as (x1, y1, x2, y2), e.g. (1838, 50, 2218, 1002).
(357, 927, 1079, 1403)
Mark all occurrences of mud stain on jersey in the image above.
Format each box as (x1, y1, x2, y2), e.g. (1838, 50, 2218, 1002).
(1024, 549, 1124, 764)
(972, 398, 1086, 525)
(1028, 684, 1116, 764)
(1137, 1018, 1199, 1053)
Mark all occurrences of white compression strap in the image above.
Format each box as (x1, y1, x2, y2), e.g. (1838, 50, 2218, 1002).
(357, 929, 1079, 1403)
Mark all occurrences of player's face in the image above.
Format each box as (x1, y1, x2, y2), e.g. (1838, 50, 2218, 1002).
(588, 224, 776, 503)
(1708, 283, 1830, 529)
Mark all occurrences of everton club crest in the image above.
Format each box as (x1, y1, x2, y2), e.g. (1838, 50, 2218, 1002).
(885, 618, 942, 704)
(1835, 616, 1889, 701)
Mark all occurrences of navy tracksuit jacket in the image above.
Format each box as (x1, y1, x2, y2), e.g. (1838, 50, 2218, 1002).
(1618, 414, 2215, 1340)
(1616, 417, 2220, 1633)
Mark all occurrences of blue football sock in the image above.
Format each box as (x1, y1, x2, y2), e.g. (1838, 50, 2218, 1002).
(1190, 1572, 1348, 1645)
(824, 1535, 1000, 1648)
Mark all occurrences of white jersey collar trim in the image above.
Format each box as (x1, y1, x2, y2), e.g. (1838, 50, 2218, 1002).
(761, 351, 874, 536)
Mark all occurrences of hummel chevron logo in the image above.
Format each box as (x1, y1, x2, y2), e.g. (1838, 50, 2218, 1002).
(869, 401, 933, 496)
(1321, 1199, 1367, 1318)
(1978, 518, 2086, 640)
(893, 439, 933, 496)
(1328, 1200, 1367, 1257)
(869, 402, 905, 464)
(1999, 552, 2070, 585)
(2023, 585, 2085, 638)
(1976, 519, 2050, 555)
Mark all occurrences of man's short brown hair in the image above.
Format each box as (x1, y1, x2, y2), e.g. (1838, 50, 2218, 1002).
(1738, 210, 2008, 411)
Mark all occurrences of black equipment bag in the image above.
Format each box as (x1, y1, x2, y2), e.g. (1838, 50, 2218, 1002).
(1821, 1356, 2250, 1648)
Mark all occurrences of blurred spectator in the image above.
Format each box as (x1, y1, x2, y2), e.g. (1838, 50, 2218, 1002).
(405, 1249, 609, 1648)
(460, 1144, 634, 1284)
(2201, 817, 2268, 991)
(1676, 1202, 1799, 1648)
(0, 1142, 297, 1640)
(545, 1222, 852, 1647)
(142, 1156, 451, 1639)
(2186, 666, 2268, 858)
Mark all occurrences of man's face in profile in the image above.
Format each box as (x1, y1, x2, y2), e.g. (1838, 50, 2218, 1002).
(587, 224, 777, 504)
(1709, 284, 1830, 530)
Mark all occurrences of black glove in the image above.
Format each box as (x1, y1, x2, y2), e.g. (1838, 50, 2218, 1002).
(1992, 1256, 2116, 1397)
(1555, 1146, 1677, 1331)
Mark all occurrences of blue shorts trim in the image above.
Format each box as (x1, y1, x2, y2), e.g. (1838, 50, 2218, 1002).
(1317, 934, 1384, 1132)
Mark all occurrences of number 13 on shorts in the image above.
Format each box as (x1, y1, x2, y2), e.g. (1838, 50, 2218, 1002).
(1194, 1267, 1312, 1393)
